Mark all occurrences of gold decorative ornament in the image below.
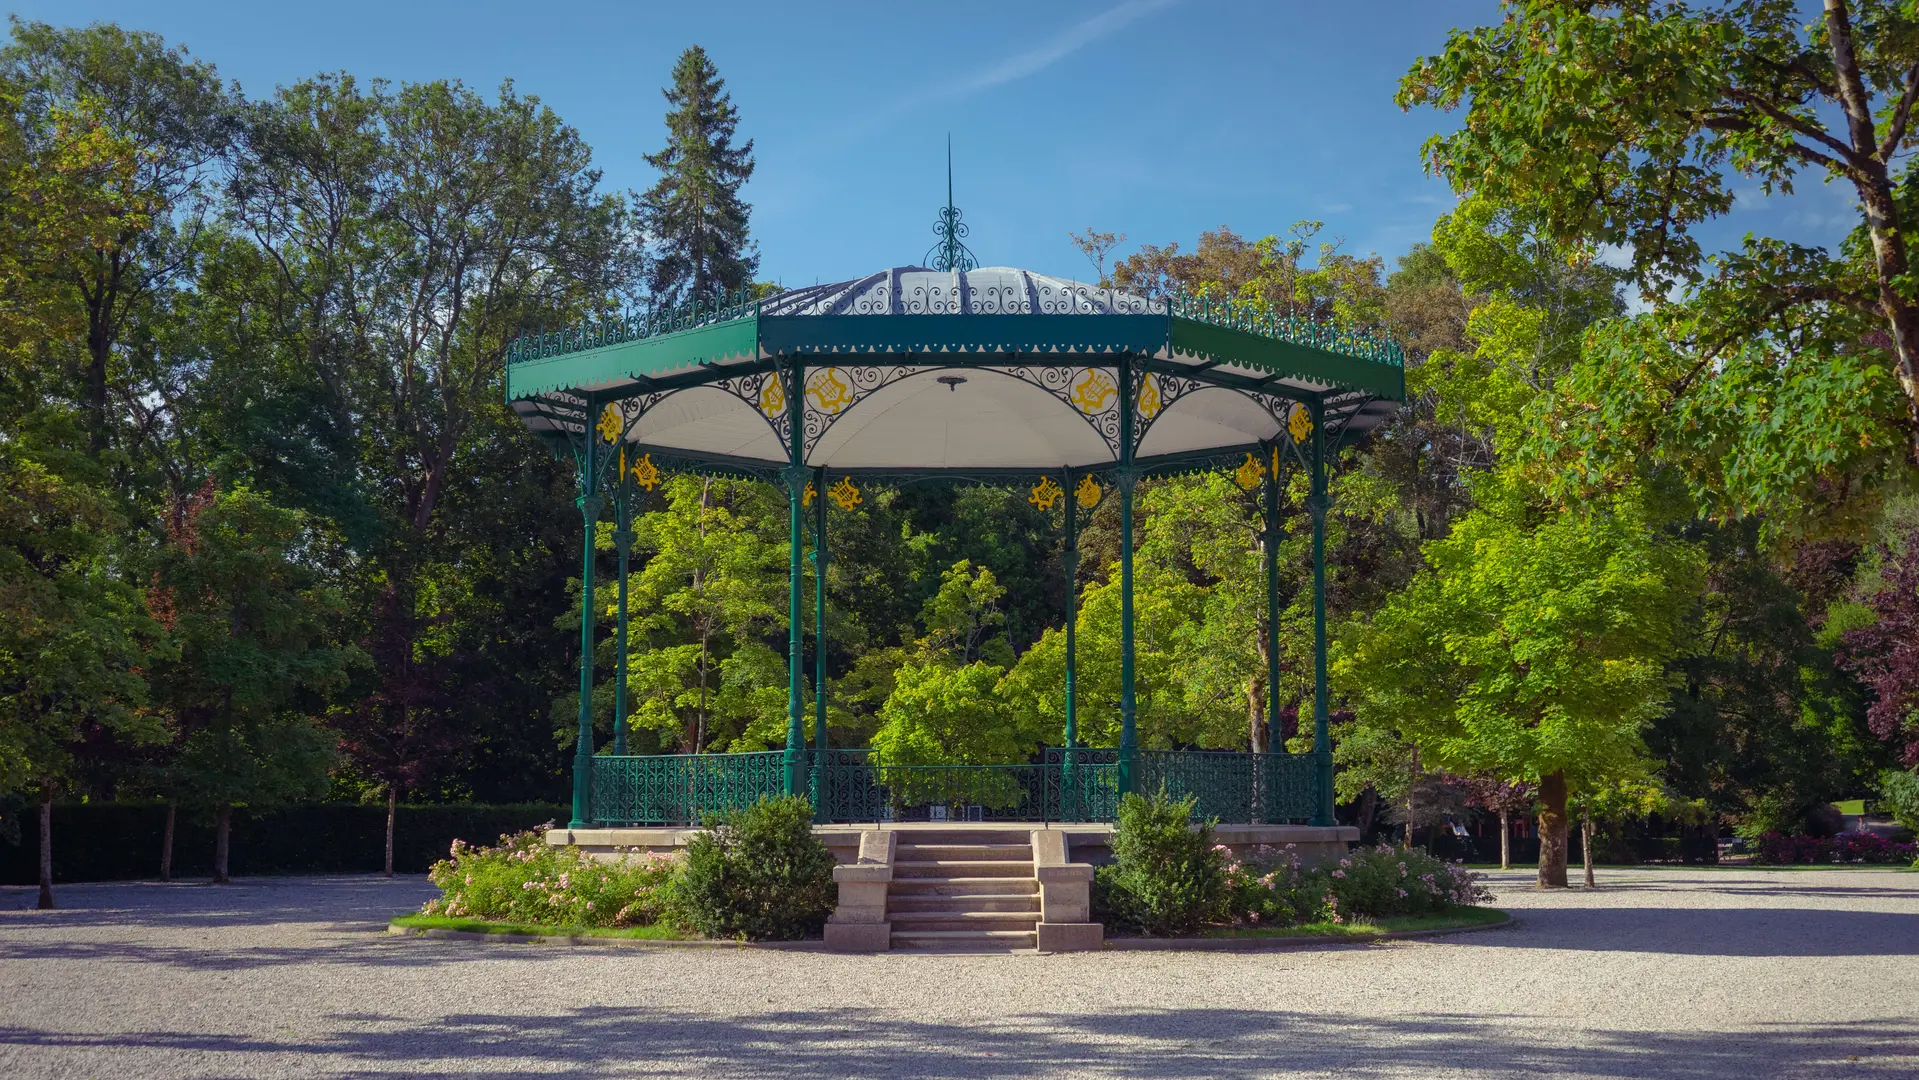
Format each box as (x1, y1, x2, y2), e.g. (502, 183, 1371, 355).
(1069, 369, 1116, 414)
(758, 375, 786, 418)
(1235, 451, 1266, 491)
(596, 403, 622, 443)
(802, 481, 815, 508)
(1288, 403, 1314, 444)
(826, 476, 862, 511)
(1074, 474, 1101, 509)
(1136, 374, 1163, 419)
(1028, 475, 1063, 511)
(630, 453, 661, 491)
(806, 367, 854, 415)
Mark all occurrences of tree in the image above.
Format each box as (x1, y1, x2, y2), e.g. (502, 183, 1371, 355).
(147, 485, 353, 882)
(1840, 515, 1919, 766)
(0, 443, 162, 907)
(1, 18, 237, 457)
(1068, 227, 1126, 285)
(1400, 0, 1919, 463)
(639, 46, 756, 307)
(618, 475, 788, 753)
(1464, 776, 1536, 870)
(1336, 474, 1704, 886)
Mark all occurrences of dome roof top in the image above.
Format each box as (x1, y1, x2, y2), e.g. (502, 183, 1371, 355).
(760, 266, 1161, 318)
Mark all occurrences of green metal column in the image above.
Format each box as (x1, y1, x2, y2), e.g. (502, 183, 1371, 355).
(1308, 399, 1334, 827)
(569, 407, 603, 830)
(810, 466, 829, 817)
(782, 360, 808, 798)
(612, 469, 632, 757)
(1263, 444, 1282, 757)
(1062, 471, 1079, 752)
(1116, 359, 1139, 798)
(1061, 470, 1080, 820)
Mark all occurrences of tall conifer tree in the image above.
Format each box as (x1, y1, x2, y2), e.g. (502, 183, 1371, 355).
(640, 46, 756, 306)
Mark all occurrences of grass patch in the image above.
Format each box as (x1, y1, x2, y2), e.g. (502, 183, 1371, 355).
(390, 913, 688, 940)
(1207, 905, 1507, 940)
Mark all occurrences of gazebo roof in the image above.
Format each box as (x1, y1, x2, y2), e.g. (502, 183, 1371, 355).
(506, 266, 1405, 477)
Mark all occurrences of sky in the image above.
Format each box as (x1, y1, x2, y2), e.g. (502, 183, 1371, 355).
(15, 0, 1864, 289)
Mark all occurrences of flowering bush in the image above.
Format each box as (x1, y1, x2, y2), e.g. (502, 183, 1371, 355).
(1753, 831, 1918, 865)
(1226, 843, 1492, 927)
(420, 828, 679, 928)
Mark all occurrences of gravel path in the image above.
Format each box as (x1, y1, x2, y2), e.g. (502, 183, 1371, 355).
(2, 867, 1916, 1079)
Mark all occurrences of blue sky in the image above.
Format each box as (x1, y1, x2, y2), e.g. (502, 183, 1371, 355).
(17, 0, 1862, 288)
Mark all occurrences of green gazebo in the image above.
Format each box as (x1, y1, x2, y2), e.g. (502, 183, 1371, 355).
(507, 212, 1404, 832)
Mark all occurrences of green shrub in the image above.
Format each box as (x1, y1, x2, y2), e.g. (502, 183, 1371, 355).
(1879, 769, 1919, 834)
(1094, 790, 1227, 936)
(669, 796, 836, 940)
(420, 829, 678, 928)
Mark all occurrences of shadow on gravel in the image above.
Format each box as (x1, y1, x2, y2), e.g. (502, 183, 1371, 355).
(0, 1009, 1912, 1079)
(0, 877, 436, 928)
(1472, 905, 1919, 956)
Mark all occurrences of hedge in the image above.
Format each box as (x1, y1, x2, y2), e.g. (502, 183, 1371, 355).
(0, 802, 569, 884)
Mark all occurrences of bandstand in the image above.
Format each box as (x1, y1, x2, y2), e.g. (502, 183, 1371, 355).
(506, 205, 1405, 839)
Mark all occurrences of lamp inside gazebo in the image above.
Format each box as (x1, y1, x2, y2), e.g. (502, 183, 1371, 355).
(507, 225, 1404, 835)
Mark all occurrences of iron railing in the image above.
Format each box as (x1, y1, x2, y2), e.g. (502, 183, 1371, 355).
(587, 748, 1322, 826)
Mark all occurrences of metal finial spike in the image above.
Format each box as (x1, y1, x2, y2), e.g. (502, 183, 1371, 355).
(925, 134, 977, 273)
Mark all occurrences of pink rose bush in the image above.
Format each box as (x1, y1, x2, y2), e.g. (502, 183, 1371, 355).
(1227, 843, 1493, 926)
(420, 828, 680, 928)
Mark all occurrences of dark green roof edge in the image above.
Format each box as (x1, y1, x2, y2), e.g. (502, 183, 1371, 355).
(505, 316, 760, 400)
(1169, 317, 1405, 402)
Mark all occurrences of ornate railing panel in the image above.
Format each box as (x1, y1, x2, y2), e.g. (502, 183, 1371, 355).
(1138, 750, 1321, 825)
(590, 751, 786, 825)
(590, 748, 1319, 825)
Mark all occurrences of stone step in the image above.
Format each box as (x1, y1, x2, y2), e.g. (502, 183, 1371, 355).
(892, 860, 1033, 879)
(888, 877, 1038, 896)
(885, 829, 1033, 846)
(889, 928, 1037, 951)
(892, 843, 1033, 861)
(887, 893, 1040, 913)
(889, 910, 1042, 931)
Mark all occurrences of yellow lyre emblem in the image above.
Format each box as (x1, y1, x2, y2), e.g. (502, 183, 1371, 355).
(1235, 451, 1266, 491)
(596, 404, 622, 443)
(826, 476, 862, 511)
(1288, 403, 1314, 444)
(630, 453, 661, 491)
(1028, 476, 1063, 511)
(802, 481, 816, 508)
(1069, 369, 1116, 414)
(1136, 374, 1163, 419)
(806, 367, 854, 415)
(1074, 474, 1101, 509)
(758, 374, 786, 418)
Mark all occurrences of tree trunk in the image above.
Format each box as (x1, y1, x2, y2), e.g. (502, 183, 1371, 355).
(1582, 813, 1596, 888)
(160, 802, 176, 883)
(1246, 677, 1265, 755)
(1499, 806, 1511, 871)
(37, 781, 54, 910)
(213, 803, 232, 884)
(1355, 788, 1377, 838)
(1537, 771, 1569, 888)
(385, 786, 397, 878)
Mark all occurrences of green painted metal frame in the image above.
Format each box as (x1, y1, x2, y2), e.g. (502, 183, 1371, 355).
(525, 288, 1401, 831)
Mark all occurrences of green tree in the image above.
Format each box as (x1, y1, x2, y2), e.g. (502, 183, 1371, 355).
(617, 475, 788, 753)
(0, 443, 162, 907)
(147, 486, 354, 882)
(1400, 0, 1919, 464)
(1337, 475, 1704, 886)
(639, 45, 757, 307)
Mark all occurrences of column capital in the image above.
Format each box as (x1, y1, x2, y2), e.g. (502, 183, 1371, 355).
(779, 464, 811, 496)
(577, 494, 606, 521)
(612, 528, 636, 554)
(1110, 466, 1141, 495)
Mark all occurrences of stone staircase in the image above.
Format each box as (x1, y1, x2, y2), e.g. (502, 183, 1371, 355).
(886, 830, 1040, 950)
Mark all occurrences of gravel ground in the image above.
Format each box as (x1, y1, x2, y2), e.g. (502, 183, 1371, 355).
(2, 866, 1916, 1079)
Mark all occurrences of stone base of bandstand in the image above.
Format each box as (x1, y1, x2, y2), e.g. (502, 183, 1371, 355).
(546, 822, 1356, 952)
(545, 822, 1359, 869)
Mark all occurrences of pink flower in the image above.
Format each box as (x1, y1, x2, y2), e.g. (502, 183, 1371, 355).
(1397, 889, 1407, 898)
(1339, 858, 1352, 869)
(1332, 869, 1346, 878)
